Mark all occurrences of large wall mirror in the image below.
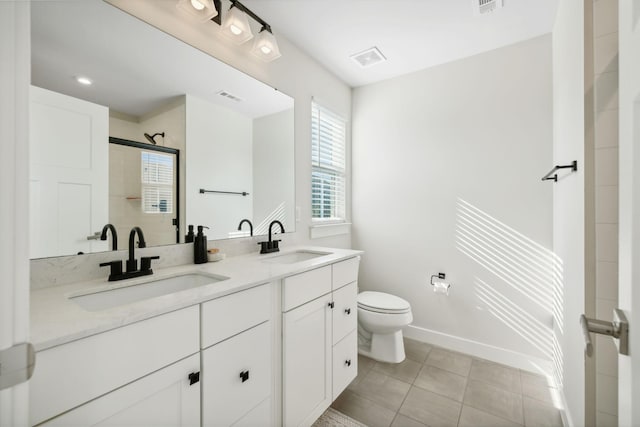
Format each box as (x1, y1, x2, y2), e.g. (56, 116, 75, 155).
(29, 0, 295, 259)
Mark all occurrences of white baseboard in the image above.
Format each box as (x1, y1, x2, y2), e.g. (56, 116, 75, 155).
(403, 324, 554, 377)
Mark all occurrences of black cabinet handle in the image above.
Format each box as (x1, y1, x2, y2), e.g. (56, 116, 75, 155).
(344, 308, 351, 315)
(240, 370, 250, 383)
(328, 301, 335, 309)
(188, 372, 200, 385)
(345, 359, 352, 367)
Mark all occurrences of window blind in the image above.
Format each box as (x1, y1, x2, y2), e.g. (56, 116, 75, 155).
(311, 102, 346, 221)
(141, 151, 174, 214)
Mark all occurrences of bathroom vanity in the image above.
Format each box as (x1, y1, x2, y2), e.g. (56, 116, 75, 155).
(29, 247, 361, 427)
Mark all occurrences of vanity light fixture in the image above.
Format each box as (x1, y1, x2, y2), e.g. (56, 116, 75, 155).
(251, 26, 281, 62)
(220, 2, 254, 44)
(176, 0, 219, 22)
(177, 0, 281, 62)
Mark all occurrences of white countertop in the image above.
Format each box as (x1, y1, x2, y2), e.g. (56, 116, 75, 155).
(31, 246, 362, 351)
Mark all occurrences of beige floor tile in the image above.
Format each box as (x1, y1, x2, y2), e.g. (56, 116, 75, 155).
(398, 386, 462, 427)
(464, 379, 524, 424)
(414, 365, 467, 402)
(349, 355, 377, 389)
(523, 397, 563, 427)
(470, 359, 522, 394)
(372, 357, 422, 384)
(403, 338, 433, 363)
(425, 348, 473, 376)
(332, 389, 397, 427)
(459, 405, 523, 427)
(349, 369, 411, 412)
(521, 372, 558, 406)
(390, 414, 428, 427)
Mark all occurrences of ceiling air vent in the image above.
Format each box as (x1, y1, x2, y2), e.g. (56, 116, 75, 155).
(350, 47, 387, 68)
(473, 0, 503, 15)
(216, 90, 243, 102)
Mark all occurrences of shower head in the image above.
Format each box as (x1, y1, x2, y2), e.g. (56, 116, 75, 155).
(144, 132, 164, 145)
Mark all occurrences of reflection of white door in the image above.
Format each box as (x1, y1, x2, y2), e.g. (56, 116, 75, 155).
(617, 2, 638, 425)
(0, 2, 30, 424)
(29, 85, 108, 258)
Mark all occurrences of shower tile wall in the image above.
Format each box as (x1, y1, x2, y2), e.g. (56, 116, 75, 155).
(593, 0, 619, 425)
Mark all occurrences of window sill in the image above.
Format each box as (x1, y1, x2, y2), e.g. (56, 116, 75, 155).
(309, 222, 352, 239)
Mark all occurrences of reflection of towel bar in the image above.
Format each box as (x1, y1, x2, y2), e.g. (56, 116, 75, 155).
(541, 161, 578, 182)
(199, 189, 249, 196)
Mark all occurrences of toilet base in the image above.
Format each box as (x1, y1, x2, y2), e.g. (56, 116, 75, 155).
(357, 329, 406, 363)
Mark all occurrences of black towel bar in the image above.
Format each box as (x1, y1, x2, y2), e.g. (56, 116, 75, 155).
(541, 161, 578, 182)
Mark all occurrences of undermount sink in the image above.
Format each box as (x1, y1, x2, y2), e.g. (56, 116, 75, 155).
(70, 273, 228, 311)
(262, 250, 332, 264)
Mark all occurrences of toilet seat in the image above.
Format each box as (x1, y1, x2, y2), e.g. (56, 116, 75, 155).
(357, 291, 411, 314)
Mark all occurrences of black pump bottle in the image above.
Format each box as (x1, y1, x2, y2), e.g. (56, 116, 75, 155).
(194, 225, 209, 264)
(185, 225, 195, 243)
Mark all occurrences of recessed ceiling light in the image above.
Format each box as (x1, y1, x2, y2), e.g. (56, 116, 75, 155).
(350, 47, 387, 68)
(76, 76, 93, 86)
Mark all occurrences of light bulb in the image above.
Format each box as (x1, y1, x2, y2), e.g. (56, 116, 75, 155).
(260, 45, 272, 55)
(230, 24, 242, 35)
(190, 0, 205, 10)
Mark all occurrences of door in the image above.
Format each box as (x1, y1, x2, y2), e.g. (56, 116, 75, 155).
(0, 2, 31, 425)
(283, 294, 332, 427)
(29, 85, 108, 258)
(617, 1, 639, 425)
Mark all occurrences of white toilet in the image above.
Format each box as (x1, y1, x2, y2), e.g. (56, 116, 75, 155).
(357, 291, 413, 363)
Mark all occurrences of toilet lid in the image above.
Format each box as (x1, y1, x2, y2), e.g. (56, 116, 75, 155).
(358, 291, 411, 314)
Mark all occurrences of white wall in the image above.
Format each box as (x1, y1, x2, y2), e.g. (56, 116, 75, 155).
(253, 109, 295, 236)
(186, 95, 253, 237)
(106, 0, 352, 249)
(552, 0, 586, 425)
(352, 36, 554, 370)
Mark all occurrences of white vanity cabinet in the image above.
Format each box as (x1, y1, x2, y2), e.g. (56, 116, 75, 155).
(282, 257, 360, 427)
(201, 283, 273, 427)
(30, 306, 200, 426)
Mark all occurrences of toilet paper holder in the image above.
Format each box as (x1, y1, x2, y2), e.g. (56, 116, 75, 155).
(430, 272, 446, 286)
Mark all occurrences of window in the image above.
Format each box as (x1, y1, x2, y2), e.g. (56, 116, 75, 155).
(141, 151, 174, 214)
(311, 102, 346, 222)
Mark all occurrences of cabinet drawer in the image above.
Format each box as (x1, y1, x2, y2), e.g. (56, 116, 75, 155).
(332, 282, 358, 345)
(41, 354, 200, 427)
(332, 330, 358, 400)
(332, 257, 360, 290)
(202, 322, 272, 427)
(201, 283, 271, 348)
(282, 266, 331, 312)
(30, 306, 199, 426)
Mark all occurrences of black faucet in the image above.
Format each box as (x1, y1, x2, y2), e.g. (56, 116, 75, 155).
(238, 219, 253, 236)
(100, 224, 118, 251)
(100, 226, 159, 281)
(258, 220, 285, 254)
(127, 226, 146, 272)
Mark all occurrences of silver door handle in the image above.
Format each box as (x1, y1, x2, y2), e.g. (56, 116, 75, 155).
(580, 308, 629, 356)
(86, 231, 101, 240)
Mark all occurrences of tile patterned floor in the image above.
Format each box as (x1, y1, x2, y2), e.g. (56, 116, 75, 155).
(331, 338, 564, 427)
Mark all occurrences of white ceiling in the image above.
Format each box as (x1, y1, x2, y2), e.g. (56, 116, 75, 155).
(31, 0, 293, 119)
(242, 0, 560, 87)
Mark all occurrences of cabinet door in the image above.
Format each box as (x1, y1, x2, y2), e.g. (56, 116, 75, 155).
(41, 354, 200, 427)
(283, 294, 332, 427)
(332, 330, 358, 400)
(202, 321, 272, 427)
(332, 282, 358, 345)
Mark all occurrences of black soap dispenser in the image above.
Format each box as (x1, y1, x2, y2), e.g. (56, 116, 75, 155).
(185, 225, 195, 243)
(194, 225, 209, 264)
